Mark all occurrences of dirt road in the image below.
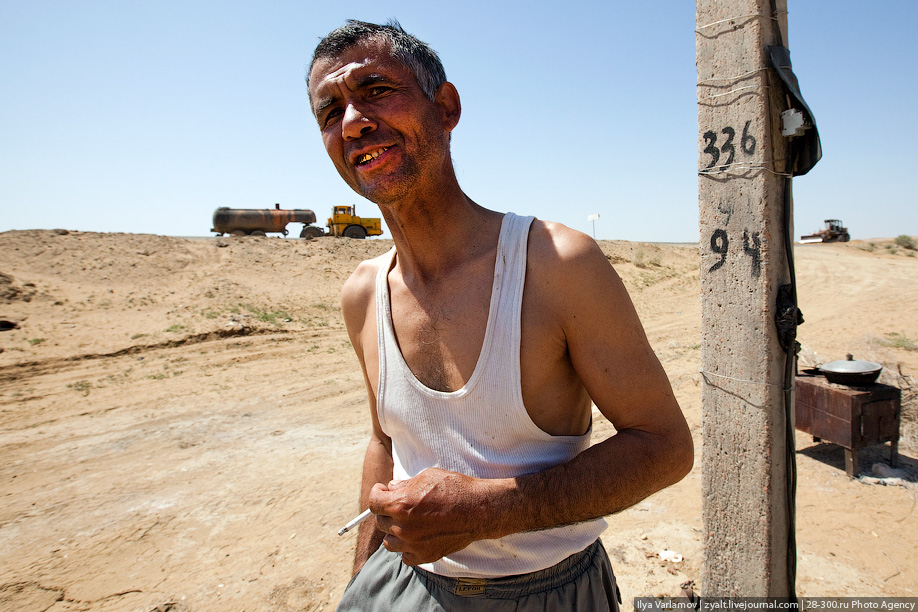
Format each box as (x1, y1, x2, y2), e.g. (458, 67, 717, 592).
(1, 230, 915, 611)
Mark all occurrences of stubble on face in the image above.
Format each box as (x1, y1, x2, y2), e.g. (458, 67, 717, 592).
(309, 39, 451, 208)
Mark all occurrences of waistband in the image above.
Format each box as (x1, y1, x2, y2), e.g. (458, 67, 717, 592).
(413, 539, 603, 599)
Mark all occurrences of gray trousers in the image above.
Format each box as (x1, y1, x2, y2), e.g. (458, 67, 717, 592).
(336, 539, 621, 611)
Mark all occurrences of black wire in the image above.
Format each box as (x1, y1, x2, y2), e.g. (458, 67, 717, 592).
(781, 138, 799, 604)
(769, 0, 785, 45)
(769, 1, 798, 601)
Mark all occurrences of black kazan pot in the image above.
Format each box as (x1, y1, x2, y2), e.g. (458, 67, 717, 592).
(818, 355, 883, 386)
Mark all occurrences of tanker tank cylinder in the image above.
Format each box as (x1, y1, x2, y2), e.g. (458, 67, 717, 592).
(211, 206, 317, 237)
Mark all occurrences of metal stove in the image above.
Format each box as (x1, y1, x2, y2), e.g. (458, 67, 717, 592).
(794, 374, 901, 478)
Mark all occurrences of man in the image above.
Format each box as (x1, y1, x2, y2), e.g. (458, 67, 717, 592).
(307, 20, 694, 611)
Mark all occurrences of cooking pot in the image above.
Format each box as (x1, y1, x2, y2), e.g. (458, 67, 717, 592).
(819, 356, 882, 386)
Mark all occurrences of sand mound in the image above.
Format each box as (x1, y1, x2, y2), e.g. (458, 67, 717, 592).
(1, 230, 916, 609)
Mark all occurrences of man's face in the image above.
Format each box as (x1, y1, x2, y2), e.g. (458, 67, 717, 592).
(308, 38, 451, 205)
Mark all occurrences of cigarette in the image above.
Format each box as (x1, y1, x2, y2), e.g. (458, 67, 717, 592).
(337, 508, 372, 536)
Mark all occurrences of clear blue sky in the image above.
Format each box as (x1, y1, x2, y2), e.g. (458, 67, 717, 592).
(2, 1, 915, 242)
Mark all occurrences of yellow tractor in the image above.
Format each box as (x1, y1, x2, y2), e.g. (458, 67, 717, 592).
(299, 205, 384, 239)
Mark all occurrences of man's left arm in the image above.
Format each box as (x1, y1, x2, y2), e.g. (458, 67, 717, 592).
(370, 228, 693, 565)
(505, 226, 695, 529)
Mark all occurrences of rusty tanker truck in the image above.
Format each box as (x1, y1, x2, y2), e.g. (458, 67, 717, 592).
(211, 204, 383, 239)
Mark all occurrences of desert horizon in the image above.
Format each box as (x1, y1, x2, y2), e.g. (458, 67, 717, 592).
(1, 229, 916, 611)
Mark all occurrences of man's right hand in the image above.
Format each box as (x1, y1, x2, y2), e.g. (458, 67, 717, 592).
(369, 467, 506, 566)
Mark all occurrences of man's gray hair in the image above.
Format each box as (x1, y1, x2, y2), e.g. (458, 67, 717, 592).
(307, 19, 447, 107)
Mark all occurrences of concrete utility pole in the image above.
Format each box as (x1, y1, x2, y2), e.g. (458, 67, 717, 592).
(697, 0, 795, 597)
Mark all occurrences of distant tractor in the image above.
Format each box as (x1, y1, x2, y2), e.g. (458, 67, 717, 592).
(315, 205, 383, 239)
(211, 204, 383, 239)
(800, 219, 850, 243)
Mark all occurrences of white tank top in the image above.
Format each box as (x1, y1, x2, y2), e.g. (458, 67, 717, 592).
(375, 212, 607, 578)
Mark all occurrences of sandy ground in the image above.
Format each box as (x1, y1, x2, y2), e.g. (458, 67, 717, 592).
(1, 229, 916, 612)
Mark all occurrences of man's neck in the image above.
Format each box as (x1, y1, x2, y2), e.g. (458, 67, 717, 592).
(379, 186, 503, 285)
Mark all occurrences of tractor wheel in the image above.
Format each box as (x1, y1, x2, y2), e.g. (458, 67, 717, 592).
(300, 226, 325, 240)
(250, 230, 266, 237)
(343, 225, 368, 239)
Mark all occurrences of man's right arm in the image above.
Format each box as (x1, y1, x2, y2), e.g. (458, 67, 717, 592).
(340, 258, 393, 574)
(352, 425, 392, 573)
